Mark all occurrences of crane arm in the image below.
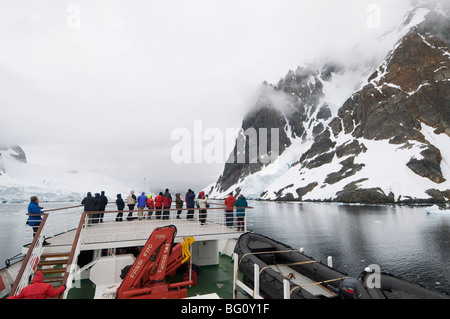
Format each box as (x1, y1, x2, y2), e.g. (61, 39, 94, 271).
(116, 225, 195, 299)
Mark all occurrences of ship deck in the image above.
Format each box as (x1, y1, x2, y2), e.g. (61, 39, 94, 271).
(14, 205, 249, 299)
(65, 254, 241, 299)
(25, 216, 244, 254)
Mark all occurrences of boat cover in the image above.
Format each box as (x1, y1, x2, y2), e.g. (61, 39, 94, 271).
(354, 271, 450, 299)
(234, 232, 349, 299)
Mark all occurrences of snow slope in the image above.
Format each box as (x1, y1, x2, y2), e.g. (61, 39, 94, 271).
(0, 152, 132, 203)
(261, 123, 450, 201)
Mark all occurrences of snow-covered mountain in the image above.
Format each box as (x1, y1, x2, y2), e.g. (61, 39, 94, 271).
(208, 1, 450, 204)
(0, 145, 132, 203)
(0, 145, 27, 167)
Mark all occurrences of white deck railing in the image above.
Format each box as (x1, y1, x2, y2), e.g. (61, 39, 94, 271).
(24, 205, 84, 241)
(14, 203, 252, 298)
(79, 206, 252, 245)
(23, 203, 252, 243)
(13, 205, 84, 297)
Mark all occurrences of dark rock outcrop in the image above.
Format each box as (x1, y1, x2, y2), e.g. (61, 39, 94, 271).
(287, 13, 450, 203)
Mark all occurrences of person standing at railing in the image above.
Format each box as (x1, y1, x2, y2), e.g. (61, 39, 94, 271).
(234, 195, 248, 231)
(98, 191, 108, 223)
(185, 189, 196, 220)
(126, 190, 137, 221)
(116, 194, 125, 222)
(93, 193, 101, 223)
(154, 192, 163, 219)
(175, 193, 183, 219)
(27, 196, 50, 246)
(81, 192, 96, 225)
(162, 188, 172, 220)
(146, 194, 154, 219)
(137, 192, 147, 220)
(7, 271, 65, 299)
(197, 191, 208, 226)
(224, 192, 236, 227)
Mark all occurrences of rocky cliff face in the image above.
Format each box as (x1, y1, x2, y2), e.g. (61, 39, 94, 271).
(208, 4, 450, 204)
(213, 63, 342, 194)
(296, 22, 450, 203)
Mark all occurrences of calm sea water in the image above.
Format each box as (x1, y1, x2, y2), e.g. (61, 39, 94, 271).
(1, 201, 449, 294)
(0, 202, 78, 266)
(245, 201, 450, 294)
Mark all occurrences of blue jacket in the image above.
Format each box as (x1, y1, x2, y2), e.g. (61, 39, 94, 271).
(185, 192, 196, 208)
(234, 197, 248, 217)
(28, 201, 43, 226)
(137, 193, 147, 208)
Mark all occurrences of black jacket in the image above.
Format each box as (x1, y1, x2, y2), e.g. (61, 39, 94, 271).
(116, 194, 125, 210)
(99, 192, 108, 210)
(94, 194, 100, 211)
(81, 193, 96, 212)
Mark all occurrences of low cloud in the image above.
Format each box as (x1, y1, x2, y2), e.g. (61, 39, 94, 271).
(0, 0, 420, 192)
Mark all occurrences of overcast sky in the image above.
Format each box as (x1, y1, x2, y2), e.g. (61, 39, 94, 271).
(0, 0, 416, 193)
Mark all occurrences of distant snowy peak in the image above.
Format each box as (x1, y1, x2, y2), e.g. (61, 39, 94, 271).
(0, 145, 27, 163)
(0, 145, 132, 203)
(0, 145, 27, 175)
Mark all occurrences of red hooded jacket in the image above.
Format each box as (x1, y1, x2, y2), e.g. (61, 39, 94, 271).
(162, 192, 172, 207)
(154, 195, 163, 209)
(224, 194, 236, 212)
(7, 271, 65, 299)
(146, 198, 154, 209)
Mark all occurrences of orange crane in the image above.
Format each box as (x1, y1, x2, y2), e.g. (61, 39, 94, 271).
(116, 225, 195, 299)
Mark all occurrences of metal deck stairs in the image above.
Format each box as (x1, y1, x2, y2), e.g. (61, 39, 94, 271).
(37, 252, 70, 286)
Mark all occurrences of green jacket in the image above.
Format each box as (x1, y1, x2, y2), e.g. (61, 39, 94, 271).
(234, 197, 248, 217)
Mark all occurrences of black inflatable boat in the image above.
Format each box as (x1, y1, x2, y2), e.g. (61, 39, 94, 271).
(234, 232, 354, 299)
(354, 270, 449, 299)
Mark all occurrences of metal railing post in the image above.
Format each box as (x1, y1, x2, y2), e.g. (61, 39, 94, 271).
(233, 253, 238, 299)
(254, 263, 260, 298)
(283, 279, 290, 299)
(9, 213, 48, 297)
